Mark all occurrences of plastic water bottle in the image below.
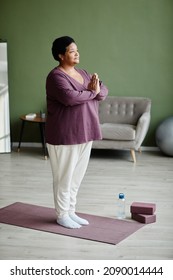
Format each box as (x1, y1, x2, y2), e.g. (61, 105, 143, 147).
(117, 193, 126, 219)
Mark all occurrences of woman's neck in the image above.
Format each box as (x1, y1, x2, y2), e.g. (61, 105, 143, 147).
(58, 64, 75, 75)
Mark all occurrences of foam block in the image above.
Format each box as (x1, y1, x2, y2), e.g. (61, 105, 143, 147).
(131, 213, 156, 224)
(130, 202, 156, 215)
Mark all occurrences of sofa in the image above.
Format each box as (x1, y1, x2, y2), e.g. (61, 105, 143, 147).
(92, 96, 151, 162)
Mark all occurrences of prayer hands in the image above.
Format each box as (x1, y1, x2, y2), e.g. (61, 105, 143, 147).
(88, 73, 100, 94)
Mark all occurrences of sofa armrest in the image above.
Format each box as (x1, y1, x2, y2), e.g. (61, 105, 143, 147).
(135, 112, 151, 149)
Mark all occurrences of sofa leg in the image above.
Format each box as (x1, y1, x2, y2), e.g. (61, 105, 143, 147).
(130, 149, 136, 163)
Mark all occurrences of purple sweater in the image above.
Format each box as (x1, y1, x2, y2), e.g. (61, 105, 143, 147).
(45, 67, 108, 145)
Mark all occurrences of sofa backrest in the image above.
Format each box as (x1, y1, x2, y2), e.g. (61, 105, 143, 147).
(98, 96, 151, 125)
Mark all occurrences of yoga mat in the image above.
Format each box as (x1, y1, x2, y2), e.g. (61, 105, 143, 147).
(0, 202, 144, 245)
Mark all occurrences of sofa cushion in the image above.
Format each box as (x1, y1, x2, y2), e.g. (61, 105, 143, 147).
(101, 123, 136, 141)
(98, 96, 151, 125)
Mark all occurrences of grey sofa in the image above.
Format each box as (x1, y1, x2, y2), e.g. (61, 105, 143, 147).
(92, 96, 151, 162)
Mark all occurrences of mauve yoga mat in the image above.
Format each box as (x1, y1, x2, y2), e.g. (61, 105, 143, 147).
(0, 202, 144, 245)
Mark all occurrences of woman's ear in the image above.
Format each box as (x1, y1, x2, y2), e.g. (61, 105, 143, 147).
(59, 54, 63, 61)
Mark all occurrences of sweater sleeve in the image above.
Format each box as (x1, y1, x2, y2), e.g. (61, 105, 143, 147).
(79, 69, 108, 101)
(47, 71, 98, 106)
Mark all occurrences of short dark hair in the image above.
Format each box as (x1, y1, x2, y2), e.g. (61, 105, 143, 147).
(52, 36, 75, 61)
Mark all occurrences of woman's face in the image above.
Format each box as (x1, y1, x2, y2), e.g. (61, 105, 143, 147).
(60, 43, 80, 65)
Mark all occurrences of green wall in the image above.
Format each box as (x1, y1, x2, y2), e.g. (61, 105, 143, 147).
(1, 0, 173, 146)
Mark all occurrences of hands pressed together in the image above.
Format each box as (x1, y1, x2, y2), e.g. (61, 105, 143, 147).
(88, 73, 100, 95)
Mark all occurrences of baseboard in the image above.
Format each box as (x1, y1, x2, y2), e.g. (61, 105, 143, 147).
(12, 142, 43, 148)
(12, 142, 159, 151)
(140, 146, 159, 151)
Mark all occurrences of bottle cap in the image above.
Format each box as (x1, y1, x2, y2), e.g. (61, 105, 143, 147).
(119, 193, 125, 199)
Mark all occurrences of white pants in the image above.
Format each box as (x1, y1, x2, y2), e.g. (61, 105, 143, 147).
(47, 142, 92, 219)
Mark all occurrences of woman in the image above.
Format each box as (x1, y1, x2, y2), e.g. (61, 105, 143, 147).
(46, 36, 108, 229)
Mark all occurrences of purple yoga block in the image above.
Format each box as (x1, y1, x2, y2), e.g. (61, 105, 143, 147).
(131, 213, 156, 224)
(130, 202, 156, 215)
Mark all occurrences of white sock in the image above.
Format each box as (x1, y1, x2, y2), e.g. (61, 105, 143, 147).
(69, 213, 89, 225)
(57, 216, 81, 229)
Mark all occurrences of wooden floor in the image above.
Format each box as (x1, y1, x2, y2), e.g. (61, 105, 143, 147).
(0, 147, 173, 260)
